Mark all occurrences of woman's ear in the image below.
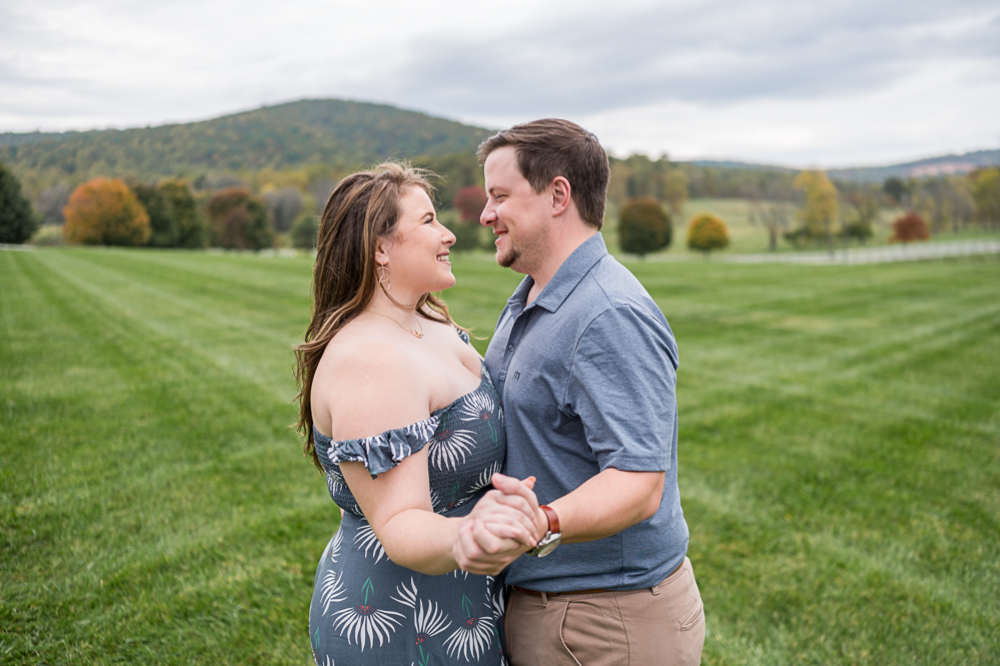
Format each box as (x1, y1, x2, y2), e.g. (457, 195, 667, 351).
(374, 236, 390, 267)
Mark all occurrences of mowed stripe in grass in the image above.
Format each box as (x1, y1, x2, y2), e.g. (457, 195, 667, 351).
(1, 249, 331, 663)
(2, 247, 999, 665)
(627, 259, 1000, 664)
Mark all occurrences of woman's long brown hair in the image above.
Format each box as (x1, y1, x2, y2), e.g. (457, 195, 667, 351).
(294, 162, 457, 470)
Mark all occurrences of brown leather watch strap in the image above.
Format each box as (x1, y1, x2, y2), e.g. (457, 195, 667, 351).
(539, 505, 560, 534)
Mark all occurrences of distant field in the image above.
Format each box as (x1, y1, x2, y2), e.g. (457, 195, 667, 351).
(2, 247, 998, 665)
(603, 197, 999, 256)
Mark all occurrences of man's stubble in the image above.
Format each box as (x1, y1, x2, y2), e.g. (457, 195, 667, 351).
(498, 219, 549, 277)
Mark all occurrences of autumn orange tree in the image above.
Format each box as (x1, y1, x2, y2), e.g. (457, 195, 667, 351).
(63, 178, 150, 246)
(889, 212, 930, 243)
(687, 213, 730, 257)
(205, 188, 274, 250)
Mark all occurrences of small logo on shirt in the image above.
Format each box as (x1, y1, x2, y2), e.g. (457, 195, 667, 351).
(512, 371, 520, 381)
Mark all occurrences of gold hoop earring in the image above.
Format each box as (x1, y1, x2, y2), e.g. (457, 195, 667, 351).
(377, 263, 390, 292)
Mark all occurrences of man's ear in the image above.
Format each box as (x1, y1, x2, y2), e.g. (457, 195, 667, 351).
(551, 176, 572, 216)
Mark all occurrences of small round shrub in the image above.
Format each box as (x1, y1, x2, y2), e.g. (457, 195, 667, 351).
(889, 212, 930, 243)
(687, 213, 730, 255)
(619, 198, 671, 257)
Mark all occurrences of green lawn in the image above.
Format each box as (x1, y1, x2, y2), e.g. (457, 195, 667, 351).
(2, 246, 998, 664)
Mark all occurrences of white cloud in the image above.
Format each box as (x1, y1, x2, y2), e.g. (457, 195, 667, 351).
(582, 56, 1000, 165)
(1, 0, 998, 166)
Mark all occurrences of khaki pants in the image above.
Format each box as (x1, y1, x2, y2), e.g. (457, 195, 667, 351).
(505, 557, 705, 666)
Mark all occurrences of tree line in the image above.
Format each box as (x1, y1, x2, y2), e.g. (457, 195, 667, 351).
(607, 156, 1000, 256)
(0, 154, 491, 250)
(3, 154, 998, 254)
(1, 166, 317, 250)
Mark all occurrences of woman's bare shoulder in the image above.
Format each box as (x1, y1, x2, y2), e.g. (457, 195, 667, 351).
(312, 319, 430, 440)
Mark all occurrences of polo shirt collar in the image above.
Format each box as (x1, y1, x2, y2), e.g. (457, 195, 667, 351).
(507, 233, 608, 314)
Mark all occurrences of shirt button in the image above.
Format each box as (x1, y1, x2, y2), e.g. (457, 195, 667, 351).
(507, 343, 515, 352)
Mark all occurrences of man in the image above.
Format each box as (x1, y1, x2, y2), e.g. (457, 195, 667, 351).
(455, 119, 705, 666)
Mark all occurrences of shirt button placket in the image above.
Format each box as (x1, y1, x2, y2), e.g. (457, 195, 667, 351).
(500, 311, 529, 389)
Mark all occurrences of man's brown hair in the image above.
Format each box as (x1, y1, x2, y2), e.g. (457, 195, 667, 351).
(477, 119, 610, 229)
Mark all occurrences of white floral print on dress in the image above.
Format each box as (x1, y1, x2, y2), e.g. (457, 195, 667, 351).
(331, 577, 405, 651)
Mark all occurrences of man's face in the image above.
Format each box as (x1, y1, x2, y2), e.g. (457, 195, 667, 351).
(481, 146, 550, 274)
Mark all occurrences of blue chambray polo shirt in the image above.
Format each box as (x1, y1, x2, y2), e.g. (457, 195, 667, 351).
(485, 233, 689, 592)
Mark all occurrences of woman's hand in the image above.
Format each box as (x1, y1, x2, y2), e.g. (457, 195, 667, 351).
(469, 475, 541, 545)
(452, 474, 548, 575)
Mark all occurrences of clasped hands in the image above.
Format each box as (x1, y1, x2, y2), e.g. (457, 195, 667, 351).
(452, 473, 548, 575)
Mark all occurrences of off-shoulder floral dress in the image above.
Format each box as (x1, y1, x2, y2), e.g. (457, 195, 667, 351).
(309, 332, 508, 666)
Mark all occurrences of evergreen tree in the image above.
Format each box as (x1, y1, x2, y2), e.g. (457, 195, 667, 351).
(0, 161, 39, 244)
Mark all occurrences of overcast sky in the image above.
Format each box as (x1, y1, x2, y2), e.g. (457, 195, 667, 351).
(2, 0, 998, 167)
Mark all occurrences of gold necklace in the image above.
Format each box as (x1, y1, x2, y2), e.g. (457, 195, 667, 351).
(370, 311, 424, 339)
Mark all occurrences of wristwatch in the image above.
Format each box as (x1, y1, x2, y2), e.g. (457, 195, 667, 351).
(527, 505, 561, 557)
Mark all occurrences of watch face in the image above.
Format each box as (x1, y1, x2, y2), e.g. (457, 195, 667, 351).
(534, 538, 560, 557)
(531, 532, 561, 557)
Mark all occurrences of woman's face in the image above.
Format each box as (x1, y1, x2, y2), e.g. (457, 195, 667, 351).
(378, 186, 457, 299)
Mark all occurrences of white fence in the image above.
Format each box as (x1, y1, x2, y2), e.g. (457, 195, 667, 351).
(723, 240, 1000, 265)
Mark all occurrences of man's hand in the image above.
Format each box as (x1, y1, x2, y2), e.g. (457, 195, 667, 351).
(452, 474, 545, 575)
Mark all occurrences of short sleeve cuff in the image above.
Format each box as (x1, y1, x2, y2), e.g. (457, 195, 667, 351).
(318, 415, 440, 478)
(598, 452, 670, 473)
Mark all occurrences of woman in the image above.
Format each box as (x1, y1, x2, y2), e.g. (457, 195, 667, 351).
(294, 163, 541, 666)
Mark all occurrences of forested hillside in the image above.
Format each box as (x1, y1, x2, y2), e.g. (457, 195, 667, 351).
(3, 97, 996, 192)
(0, 99, 493, 184)
(3, 99, 997, 251)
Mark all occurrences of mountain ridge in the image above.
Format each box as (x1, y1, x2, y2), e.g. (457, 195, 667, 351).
(2, 99, 997, 185)
(688, 149, 1000, 181)
(0, 99, 493, 183)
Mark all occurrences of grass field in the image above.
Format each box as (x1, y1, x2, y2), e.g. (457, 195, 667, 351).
(2, 246, 998, 665)
(602, 197, 999, 257)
